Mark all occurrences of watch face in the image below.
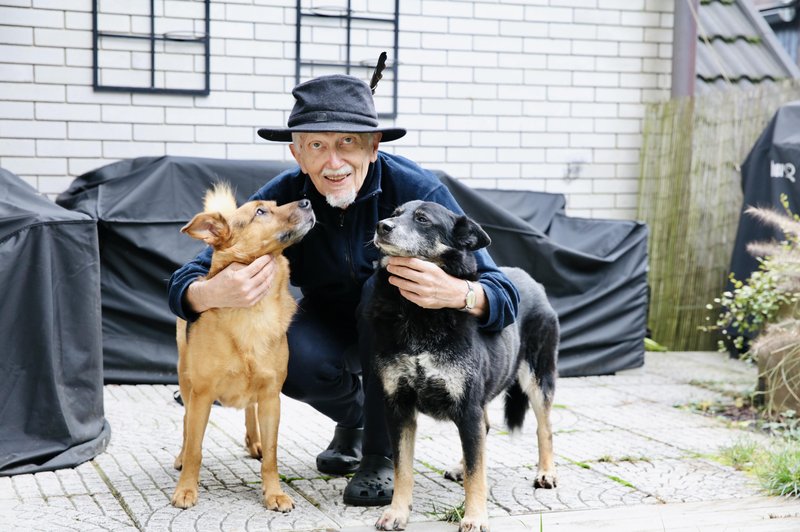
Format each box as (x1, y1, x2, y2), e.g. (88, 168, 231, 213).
(466, 290, 476, 308)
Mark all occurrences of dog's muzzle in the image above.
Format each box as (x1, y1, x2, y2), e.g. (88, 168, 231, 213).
(376, 219, 394, 236)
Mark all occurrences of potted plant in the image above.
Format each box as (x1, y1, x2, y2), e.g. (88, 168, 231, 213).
(705, 196, 800, 416)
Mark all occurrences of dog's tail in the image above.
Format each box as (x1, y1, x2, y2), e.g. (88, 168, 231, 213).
(203, 182, 237, 213)
(505, 293, 560, 432)
(504, 381, 528, 431)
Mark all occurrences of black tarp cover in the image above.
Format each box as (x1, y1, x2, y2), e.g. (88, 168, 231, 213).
(0, 168, 110, 476)
(56, 156, 294, 383)
(439, 175, 648, 377)
(58, 156, 647, 382)
(730, 100, 800, 286)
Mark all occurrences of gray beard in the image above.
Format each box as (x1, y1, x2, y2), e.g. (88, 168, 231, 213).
(325, 189, 357, 209)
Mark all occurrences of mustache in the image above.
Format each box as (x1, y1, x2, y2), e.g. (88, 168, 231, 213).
(321, 164, 354, 178)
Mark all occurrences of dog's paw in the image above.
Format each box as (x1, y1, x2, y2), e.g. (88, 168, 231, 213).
(375, 508, 409, 530)
(245, 435, 262, 459)
(264, 492, 294, 513)
(171, 487, 198, 509)
(533, 471, 557, 489)
(459, 515, 489, 532)
(444, 463, 464, 483)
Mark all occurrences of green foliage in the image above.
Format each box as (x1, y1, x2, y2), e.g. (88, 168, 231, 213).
(644, 337, 668, 352)
(418, 460, 445, 476)
(718, 438, 760, 471)
(428, 501, 465, 523)
(607, 475, 635, 489)
(702, 194, 800, 359)
(757, 441, 800, 497)
(716, 411, 800, 498)
(762, 409, 800, 440)
(703, 266, 798, 355)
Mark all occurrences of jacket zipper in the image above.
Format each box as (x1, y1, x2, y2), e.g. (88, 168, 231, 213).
(340, 210, 356, 281)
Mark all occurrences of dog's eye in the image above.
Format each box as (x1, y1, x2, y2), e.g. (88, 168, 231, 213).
(255, 208, 266, 216)
(414, 213, 429, 224)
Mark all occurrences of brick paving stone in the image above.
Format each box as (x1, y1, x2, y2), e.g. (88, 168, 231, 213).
(619, 383, 728, 406)
(555, 428, 687, 462)
(588, 458, 760, 503)
(0, 352, 786, 531)
(548, 384, 637, 407)
(645, 352, 756, 386)
(575, 401, 727, 431)
(633, 426, 772, 455)
(569, 373, 677, 387)
(520, 463, 660, 511)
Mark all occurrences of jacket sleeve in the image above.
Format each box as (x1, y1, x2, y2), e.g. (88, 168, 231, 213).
(166, 175, 290, 322)
(423, 184, 520, 332)
(167, 246, 212, 322)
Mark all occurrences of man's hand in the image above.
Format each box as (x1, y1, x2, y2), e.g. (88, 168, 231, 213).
(385, 256, 487, 317)
(186, 254, 276, 313)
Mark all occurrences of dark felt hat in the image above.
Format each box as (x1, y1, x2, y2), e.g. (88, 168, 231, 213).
(257, 74, 406, 143)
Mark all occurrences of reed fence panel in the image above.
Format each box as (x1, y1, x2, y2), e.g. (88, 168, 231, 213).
(638, 80, 800, 350)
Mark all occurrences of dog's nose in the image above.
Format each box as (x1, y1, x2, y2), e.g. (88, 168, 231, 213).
(377, 220, 394, 235)
(298, 199, 311, 209)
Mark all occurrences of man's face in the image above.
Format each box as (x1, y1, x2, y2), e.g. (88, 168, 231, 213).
(289, 132, 381, 209)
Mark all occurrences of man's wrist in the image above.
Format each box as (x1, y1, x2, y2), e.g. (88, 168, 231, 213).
(186, 279, 210, 314)
(460, 280, 476, 312)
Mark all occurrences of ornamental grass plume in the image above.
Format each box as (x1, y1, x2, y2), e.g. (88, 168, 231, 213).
(703, 195, 800, 358)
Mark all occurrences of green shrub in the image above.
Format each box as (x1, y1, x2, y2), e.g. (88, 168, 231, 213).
(703, 195, 800, 360)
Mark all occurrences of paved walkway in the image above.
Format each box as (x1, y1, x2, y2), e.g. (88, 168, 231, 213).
(3, 351, 800, 531)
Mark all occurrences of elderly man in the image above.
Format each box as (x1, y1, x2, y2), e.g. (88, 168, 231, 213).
(167, 74, 519, 506)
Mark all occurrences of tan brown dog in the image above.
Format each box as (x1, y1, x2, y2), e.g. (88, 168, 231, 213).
(171, 184, 315, 512)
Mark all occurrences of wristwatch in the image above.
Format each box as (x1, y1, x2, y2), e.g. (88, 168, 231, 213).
(461, 280, 476, 312)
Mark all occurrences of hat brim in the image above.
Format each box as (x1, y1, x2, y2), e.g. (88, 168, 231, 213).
(258, 123, 406, 143)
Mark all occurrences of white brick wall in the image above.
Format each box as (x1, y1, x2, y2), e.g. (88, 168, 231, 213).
(0, 0, 674, 219)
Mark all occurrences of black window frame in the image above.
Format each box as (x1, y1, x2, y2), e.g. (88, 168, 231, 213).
(295, 0, 399, 118)
(92, 0, 210, 96)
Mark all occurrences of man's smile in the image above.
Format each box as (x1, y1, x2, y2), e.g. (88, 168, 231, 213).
(324, 172, 349, 183)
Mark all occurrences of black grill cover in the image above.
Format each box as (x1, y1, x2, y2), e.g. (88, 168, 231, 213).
(57, 156, 647, 382)
(56, 156, 294, 383)
(0, 168, 110, 476)
(731, 101, 800, 287)
(439, 175, 648, 377)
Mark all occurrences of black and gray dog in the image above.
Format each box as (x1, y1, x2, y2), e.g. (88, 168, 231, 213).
(369, 200, 559, 532)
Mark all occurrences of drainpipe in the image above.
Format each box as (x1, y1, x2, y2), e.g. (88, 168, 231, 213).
(671, 0, 699, 98)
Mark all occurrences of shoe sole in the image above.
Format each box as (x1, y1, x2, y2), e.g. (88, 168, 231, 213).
(316, 459, 361, 476)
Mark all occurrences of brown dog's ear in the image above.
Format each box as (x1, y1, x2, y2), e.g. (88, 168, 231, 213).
(180, 212, 230, 247)
(453, 215, 491, 251)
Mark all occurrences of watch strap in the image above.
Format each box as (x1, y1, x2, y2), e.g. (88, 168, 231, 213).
(460, 280, 475, 312)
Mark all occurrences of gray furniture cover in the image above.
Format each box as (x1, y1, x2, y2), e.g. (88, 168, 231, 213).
(57, 156, 648, 382)
(440, 175, 649, 377)
(56, 156, 294, 383)
(731, 100, 800, 288)
(0, 168, 110, 476)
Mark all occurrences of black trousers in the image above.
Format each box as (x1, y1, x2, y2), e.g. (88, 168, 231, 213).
(281, 274, 390, 456)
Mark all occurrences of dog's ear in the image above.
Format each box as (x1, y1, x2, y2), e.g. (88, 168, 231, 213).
(453, 215, 491, 251)
(181, 212, 231, 247)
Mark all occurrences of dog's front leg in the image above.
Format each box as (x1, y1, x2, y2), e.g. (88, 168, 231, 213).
(171, 391, 214, 509)
(458, 408, 489, 532)
(376, 408, 417, 531)
(257, 391, 294, 512)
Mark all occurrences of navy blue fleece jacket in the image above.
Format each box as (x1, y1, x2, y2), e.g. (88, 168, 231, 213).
(167, 151, 519, 331)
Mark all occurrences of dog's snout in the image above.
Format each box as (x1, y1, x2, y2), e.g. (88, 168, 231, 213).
(298, 199, 311, 210)
(377, 220, 394, 236)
